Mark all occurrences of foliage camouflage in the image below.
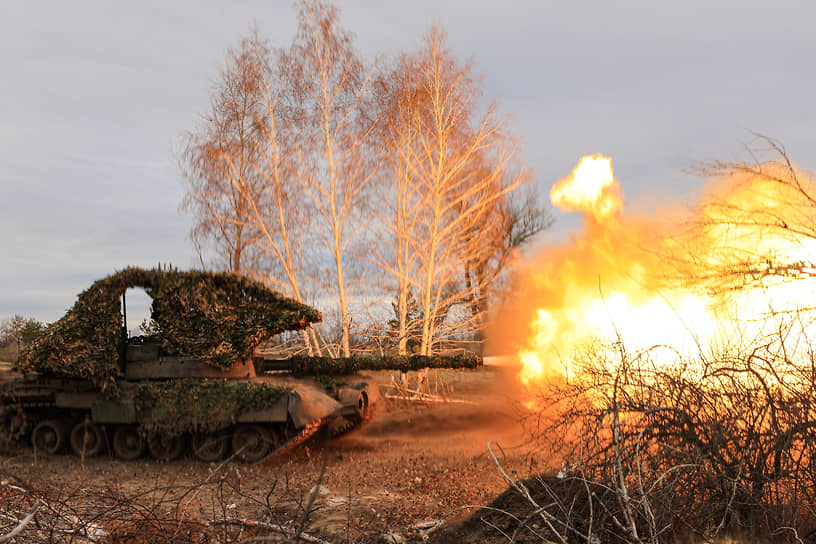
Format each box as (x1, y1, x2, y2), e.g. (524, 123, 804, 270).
(17, 267, 321, 393)
(286, 353, 483, 376)
(135, 379, 290, 436)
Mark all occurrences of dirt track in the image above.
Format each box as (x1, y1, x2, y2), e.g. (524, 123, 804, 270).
(1, 363, 546, 543)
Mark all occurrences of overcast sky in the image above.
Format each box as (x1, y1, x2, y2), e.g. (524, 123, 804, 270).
(2, 0, 814, 324)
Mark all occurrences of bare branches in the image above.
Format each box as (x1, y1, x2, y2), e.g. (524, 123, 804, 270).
(180, 4, 547, 356)
(522, 324, 816, 542)
(372, 27, 545, 355)
(276, 0, 382, 358)
(180, 30, 271, 275)
(0, 498, 38, 542)
(669, 134, 816, 295)
(0, 467, 340, 544)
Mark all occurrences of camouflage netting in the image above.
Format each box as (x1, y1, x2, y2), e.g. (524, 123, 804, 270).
(135, 379, 290, 436)
(17, 267, 321, 393)
(286, 353, 483, 376)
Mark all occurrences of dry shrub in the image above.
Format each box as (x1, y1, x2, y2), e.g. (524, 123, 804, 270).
(0, 468, 330, 544)
(517, 328, 816, 543)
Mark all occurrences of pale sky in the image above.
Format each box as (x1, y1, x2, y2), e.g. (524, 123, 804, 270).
(2, 0, 814, 324)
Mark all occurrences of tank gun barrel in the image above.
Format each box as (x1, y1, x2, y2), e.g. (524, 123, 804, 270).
(255, 353, 483, 376)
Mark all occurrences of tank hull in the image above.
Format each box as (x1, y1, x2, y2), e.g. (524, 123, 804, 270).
(0, 365, 379, 463)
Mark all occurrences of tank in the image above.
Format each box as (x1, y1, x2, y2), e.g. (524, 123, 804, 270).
(0, 267, 379, 463)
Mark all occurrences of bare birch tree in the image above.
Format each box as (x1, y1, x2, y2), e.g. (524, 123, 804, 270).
(373, 41, 551, 354)
(371, 55, 426, 354)
(251, 52, 325, 355)
(196, 33, 325, 355)
(179, 32, 267, 274)
(279, 0, 380, 357)
(407, 27, 530, 355)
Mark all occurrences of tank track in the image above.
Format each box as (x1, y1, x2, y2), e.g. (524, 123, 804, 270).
(1, 376, 382, 462)
(252, 416, 331, 464)
(329, 403, 378, 438)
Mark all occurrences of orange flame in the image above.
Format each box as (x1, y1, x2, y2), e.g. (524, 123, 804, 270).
(494, 154, 816, 388)
(550, 154, 622, 222)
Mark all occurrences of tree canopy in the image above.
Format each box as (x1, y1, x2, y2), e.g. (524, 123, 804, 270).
(179, 1, 550, 357)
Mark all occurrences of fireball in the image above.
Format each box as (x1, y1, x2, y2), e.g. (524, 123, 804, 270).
(502, 154, 816, 388)
(550, 154, 622, 222)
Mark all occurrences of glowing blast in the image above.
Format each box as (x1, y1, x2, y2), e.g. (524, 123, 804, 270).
(518, 309, 556, 385)
(550, 154, 622, 221)
(498, 152, 816, 391)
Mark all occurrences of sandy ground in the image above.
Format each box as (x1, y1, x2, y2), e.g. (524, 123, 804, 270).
(0, 362, 548, 543)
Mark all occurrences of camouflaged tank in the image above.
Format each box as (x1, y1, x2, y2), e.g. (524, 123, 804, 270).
(0, 267, 379, 463)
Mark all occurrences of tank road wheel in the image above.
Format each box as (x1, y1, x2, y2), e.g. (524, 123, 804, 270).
(232, 424, 276, 463)
(113, 426, 145, 460)
(356, 392, 371, 420)
(191, 432, 230, 462)
(70, 420, 105, 457)
(147, 433, 187, 462)
(32, 420, 66, 455)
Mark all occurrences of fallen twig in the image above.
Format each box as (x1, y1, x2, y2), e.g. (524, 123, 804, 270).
(212, 518, 334, 544)
(384, 392, 475, 404)
(0, 499, 39, 542)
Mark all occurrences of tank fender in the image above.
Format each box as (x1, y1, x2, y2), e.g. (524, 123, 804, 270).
(287, 388, 342, 429)
(237, 394, 289, 423)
